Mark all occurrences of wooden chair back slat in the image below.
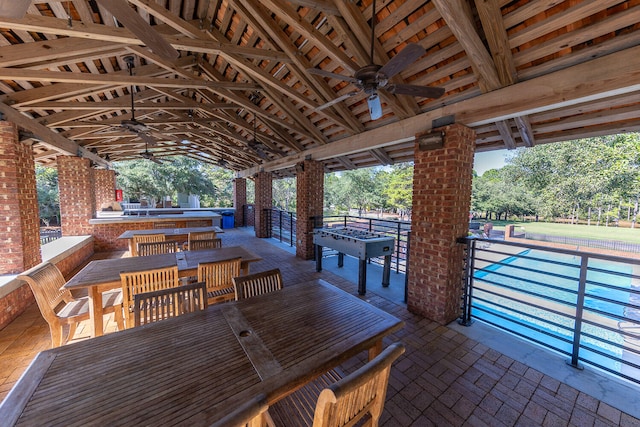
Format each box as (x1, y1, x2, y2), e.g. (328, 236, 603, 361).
(134, 281, 207, 327)
(137, 241, 178, 256)
(120, 265, 180, 328)
(187, 231, 217, 251)
(131, 233, 165, 256)
(312, 343, 405, 427)
(232, 268, 283, 300)
(197, 257, 241, 305)
(189, 238, 222, 251)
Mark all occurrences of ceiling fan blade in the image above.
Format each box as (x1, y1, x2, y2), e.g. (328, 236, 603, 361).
(377, 43, 426, 80)
(0, 0, 30, 18)
(95, 0, 180, 61)
(386, 84, 445, 99)
(367, 94, 383, 120)
(316, 91, 360, 111)
(150, 157, 163, 164)
(138, 132, 158, 146)
(307, 68, 359, 84)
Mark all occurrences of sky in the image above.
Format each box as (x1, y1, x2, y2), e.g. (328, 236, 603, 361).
(473, 150, 509, 175)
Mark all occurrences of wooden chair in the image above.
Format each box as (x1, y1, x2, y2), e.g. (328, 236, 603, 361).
(269, 342, 405, 427)
(137, 240, 178, 256)
(17, 262, 124, 347)
(189, 238, 222, 251)
(197, 257, 242, 305)
(133, 281, 207, 327)
(211, 393, 273, 427)
(131, 233, 165, 257)
(185, 230, 217, 250)
(232, 268, 283, 300)
(120, 265, 180, 328)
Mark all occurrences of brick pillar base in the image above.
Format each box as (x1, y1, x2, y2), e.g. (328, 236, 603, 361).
(296, 160, 324, 260)
(233, 178, 247, 227)
(0, 121, 41, 274)
(58, 156, 95, 236)
(408, 124, 475, 324)
(253, 172, 272, 238)
(94, 169, 116, 210)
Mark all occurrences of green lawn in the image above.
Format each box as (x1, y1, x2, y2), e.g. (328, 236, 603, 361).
(486, 221, 640, 244)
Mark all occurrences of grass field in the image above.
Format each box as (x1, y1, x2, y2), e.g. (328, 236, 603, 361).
(484, 220, 640, 244)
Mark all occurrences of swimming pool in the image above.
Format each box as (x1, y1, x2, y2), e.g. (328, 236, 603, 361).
(470, 245, 640, 383)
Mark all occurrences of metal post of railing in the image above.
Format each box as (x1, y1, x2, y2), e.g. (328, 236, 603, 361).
(568, 255, 588, 369)
(343, 216, 347, 227)
(289, 212, 294, 246)
(278, 210, 283, 243)
(368, 218, 373, 232)
(395, 222, 401, 273)
(404, 231, 411, 303)
(457, 237, 475, 326)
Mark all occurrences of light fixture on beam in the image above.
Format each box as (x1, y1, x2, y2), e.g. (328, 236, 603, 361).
(416, 131, 444, 151)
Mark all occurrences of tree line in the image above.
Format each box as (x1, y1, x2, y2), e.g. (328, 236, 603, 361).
(473, 133, 640, 227)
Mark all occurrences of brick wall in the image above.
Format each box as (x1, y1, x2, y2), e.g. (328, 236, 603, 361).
(58, 156, 95, 236)
(0, 283, 34, 330)
(296, 160, 324, 260)
(233, 178, 246, 227)
(0, 121, 41, 274)
(94, 169, 115, 210)
(408, 124, 475, 324)
(253, 172, 272, 238)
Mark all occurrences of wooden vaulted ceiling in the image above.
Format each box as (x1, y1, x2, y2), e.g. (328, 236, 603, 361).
(0, 1, 638, 178)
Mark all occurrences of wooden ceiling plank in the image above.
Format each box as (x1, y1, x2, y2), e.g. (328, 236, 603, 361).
(432, 0, 502, 92)
(232, 0, 363, 134)
(514, 116, 535, 147)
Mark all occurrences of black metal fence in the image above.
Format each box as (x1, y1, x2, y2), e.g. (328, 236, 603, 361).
(40, 228, 62, 245)
(524, 232, 640, 254)
(265, 208, 296, 246)
(460, 237, 640, 386)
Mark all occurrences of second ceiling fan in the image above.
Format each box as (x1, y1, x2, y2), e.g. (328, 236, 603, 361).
(308, 0, 445, 120)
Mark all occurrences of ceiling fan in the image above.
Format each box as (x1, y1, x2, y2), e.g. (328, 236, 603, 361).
(120, 55, 163, 147)
(308, 0, 445, 120)
(139, 140, 164, 164)
(248, 113, 286, 160)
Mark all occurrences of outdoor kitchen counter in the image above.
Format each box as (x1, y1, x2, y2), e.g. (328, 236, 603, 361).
(89, 211, 223, 252)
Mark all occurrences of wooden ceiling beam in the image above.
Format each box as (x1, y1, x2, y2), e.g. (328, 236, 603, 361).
(238, 44, 640, 176)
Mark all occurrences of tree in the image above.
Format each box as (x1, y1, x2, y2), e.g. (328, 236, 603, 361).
(36, 165, 59, 226)
(114, 157, 217, 206)
(381, 163, 413, 219)
(272, 177, 296, 211)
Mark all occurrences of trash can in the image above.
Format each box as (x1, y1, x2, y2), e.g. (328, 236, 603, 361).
(221, 210, 235, 229)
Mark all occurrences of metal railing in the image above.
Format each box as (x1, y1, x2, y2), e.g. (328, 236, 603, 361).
(265, 208, 296, 246)
(312, 215, 411, 274)
(523, 232, 640, 254)
(40, 228, 62, 245)
(459, 237, 640, 385)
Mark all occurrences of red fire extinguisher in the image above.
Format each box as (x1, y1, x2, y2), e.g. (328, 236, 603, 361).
(115, 189, 123, 201)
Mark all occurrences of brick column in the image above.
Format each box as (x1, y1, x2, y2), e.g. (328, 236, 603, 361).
(58, 156, 95, 236)
(0, 121, 41, 274)
(233, 178, 246, 227)
(253, 172, 272, 238)
(408, 124, 475, 324)
(94, 169, 115, 210)
(296, 160, 324, 260)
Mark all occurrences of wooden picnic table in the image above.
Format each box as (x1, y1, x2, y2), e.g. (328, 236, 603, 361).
(64, 246, 262, 337)
(0, 279, 403, 426)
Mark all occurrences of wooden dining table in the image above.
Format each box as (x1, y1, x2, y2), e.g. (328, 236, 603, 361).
(0, 279, 404, 426)
(118, 226, 223, 254)
(64, 246, 262, 337)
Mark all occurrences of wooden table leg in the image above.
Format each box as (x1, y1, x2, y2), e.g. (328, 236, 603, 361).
(368, 339, 383, 361)
(88, 287, 105, 337)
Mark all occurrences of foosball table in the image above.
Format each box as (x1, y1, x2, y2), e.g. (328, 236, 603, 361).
(313, 227, 395, 295)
